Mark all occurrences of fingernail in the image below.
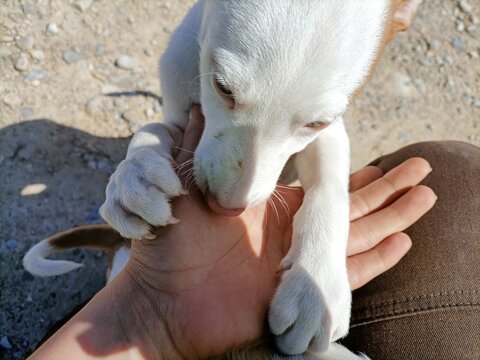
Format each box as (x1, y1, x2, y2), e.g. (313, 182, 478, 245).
(143, 234, 157, 240)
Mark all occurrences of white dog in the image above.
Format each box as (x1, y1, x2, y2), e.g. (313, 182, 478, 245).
(24, 1, 420, 358)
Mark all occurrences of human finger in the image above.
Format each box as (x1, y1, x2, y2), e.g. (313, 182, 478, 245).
(347, 232, 412, 290)
(350, 157, 432, 221)
(348, 185, 436, 256)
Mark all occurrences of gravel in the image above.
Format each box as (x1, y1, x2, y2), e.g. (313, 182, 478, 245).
(115, 55, 137, 70)
(14, 53, 30, 72)
(46, 23, 60, 36)
(63, 49, 82, 64)
(452, 36, 466, 51)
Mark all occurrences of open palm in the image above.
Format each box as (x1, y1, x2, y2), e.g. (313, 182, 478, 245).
(123, 106, 436, 359)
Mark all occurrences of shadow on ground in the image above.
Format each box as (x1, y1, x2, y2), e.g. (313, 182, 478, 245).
(0, 119, 129, 359)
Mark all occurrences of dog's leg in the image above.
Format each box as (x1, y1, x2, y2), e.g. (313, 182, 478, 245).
(100, 2, 204, 239)
(269, 119, 351, 355)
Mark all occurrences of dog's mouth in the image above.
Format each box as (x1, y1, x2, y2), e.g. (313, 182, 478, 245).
(205, 188, 246, 217)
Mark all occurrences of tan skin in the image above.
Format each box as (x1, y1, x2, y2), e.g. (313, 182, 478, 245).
(31, 106, 437, 360)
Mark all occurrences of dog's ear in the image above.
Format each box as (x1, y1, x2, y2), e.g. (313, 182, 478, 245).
(392, 0, 422, 32)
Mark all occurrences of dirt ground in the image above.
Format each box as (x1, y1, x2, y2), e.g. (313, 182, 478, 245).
(0, 0, 479, 358)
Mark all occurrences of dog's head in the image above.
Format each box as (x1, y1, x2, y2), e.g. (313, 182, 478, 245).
(194, 0, 420, 215)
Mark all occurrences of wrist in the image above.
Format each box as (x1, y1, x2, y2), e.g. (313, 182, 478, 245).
(108, 270, 184, 360)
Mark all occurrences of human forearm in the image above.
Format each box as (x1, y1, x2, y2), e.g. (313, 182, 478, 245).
(30, 273, 180, 360)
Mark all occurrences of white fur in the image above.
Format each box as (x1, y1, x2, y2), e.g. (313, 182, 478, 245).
(23, 239, 83, 277)
(101, 0, 390, 357)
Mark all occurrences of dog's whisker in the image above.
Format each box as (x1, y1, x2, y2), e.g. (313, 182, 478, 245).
(273, 190, 291, 219)
(267, 197, 280, 225)
(175, 159, 194, 172)
(173, 146, 195, 154)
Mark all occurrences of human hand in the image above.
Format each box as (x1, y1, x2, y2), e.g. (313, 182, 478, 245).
(109, 106, 436, 359)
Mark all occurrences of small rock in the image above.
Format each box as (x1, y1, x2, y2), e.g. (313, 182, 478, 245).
(85, 97, 102, 116)
(0, 47, 12, 58)
(31, 79, 40, 87)
(31, 49, 45, 61)
(145, 108, 154, 118)
(0, 36, 14, 43)
(144, 48, 154, 57)
(15, 53, 30, 71)
(46, 22, 59, 36)
(101, 83, 120, 94)
(21, 107, 34, 118)
(466, 24, 477, 34)
(25, 70, 47, 81)
(474, 99, 480, 108)
(5, 239, 17, 251)
(429, 39, 440, 50)
(94, 43, 104, 56)
(3, 93, 22, 107)
(122, 108, 140, 123)
(456, 21, 465, 32)
(419, 58, 432, 67)
(462, 95, 473, 105)
(15, 35, 34, 50)
(115, 55, 136, 70)
(451, 36, 465, 51)
(73, 0, 93, 12)
(63, 49, 82, 64)
(153, 99, 162, 112)
(21, 1, 36, 15)
(0, 336, 12, 350)
(458, 0, 473, 14)
(21, 183, 47, 196)
(468, 50, 479, 59)
(393, 72, 416, 97)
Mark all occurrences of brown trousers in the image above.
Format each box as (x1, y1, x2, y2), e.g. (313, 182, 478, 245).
(341, 141, 480, 359)
(226, 141, 480, 359)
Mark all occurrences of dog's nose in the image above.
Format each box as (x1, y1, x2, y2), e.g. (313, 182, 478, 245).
(205, 189, 245, 217)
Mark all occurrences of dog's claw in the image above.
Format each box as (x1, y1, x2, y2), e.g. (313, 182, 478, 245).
(143, 233, 157, 240)
(166, 216, 180, 225)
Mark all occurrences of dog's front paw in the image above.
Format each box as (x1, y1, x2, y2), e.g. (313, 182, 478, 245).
(269, 265, 351, 355)
(100, 148, 185, 239)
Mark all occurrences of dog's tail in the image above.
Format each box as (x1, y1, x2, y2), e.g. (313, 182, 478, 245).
(23, 224, 125, 277)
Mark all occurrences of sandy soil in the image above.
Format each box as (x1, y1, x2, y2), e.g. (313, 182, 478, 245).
(0, 0, 479, 358)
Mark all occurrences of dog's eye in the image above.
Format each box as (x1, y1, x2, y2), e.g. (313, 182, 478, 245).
(213, 76, 235, 109)
(304, 121, 329, 131)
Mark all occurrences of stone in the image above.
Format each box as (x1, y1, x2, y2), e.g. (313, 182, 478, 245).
(0, 336, 12, 350)
(393, 72, 416, 97)
(31, 49, 45, 61)
(429, 39, 440, 50)
(458, 0, 473, 14)
(0, 47, 12, 58)
(63, 49, 82, 64)
(46, 22, 59, 36)
(3, 93, 22, 107)
(5, 239, 17, 251)
(73, 0, 93, 12)
(144, 48, 154, 57)
(451, 36, 465, 51)
(21, 183, 47, 196)
(15, 53, 30, 71)
(85, 97, 102, 116)
(15, 35, 34, 50)
(115, 55, 137, 70)
(94, 43, 104, 56)
(25, 70, 47, 81)
(21, 107, 34, 118)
